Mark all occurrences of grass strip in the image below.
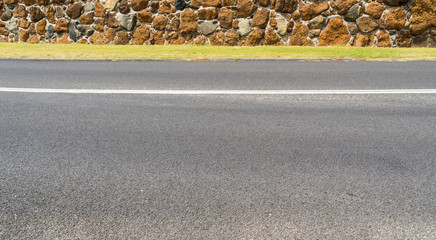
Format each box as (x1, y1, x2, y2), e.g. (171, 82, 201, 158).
(1, 43, 435, 60)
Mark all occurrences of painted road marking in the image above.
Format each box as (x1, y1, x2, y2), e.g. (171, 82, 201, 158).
(0, 88, 436, 95)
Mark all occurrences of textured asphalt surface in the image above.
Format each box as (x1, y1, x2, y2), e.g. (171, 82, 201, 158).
(1, 61, 436, 239)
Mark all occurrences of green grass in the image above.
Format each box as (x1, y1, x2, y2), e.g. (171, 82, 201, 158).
(1, 43, 435, 60)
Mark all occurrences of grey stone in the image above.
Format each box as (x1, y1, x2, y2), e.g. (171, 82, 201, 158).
(238, 19, 251, 37)
(84, 2, 95, 13)
(344, 4, 360, 22)
(8, 20, 18, 34)
(413, 35, 436, 48)
(77, 24, 94, 37)
(55, 6, 64, 19)
(276, 14, 287, 36)
(68, 23, 76, 42)
(116, 13, 136, 30)
(347, 22, 358, 35)
(1, 7, 12, 21)
(46, 25, 55, 39)
(310, 16, 324, 30)
(199, 22, 218, 35)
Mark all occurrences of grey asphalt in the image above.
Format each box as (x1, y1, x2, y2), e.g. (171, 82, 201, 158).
(0, 61, 435, 239)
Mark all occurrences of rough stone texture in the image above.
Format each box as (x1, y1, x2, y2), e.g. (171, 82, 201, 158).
(13, 5, 28, 18)
(118, 0, 130, 14)
(271, 0, 298, 13)
(365, 2, 385, 19)
(354, 33, 374, 46)
(252, 8, 269, 29)
(36, 19, 46, 35)
(238, 19, 251, 36)
(198, 8, 218, 20)
(152, 14, 169, 30)
(202, 0, 222, 7)
(66, 2, 82, 19)
(410, 0, 436, 36)
(242, 28, 264, 46)
(80, 13, 94, 24)
(289, 22, 313, 46)
(336, 0, 356, 15)
(115, 31, 131, 45)
(105, 0, 117, 11)
(347, 22, 358, 35)
(29, 6, 45, 22)
(132, 24, 150, 44)
(116, 13, 137, 30)
(55, 18, 68, 33)
(219, 7, 233, 29)
(199, 21, 218, 35)
(237, 0, 257, 18)
(300, 1, 329, 21)
(57, 33, 70, 44)
(90, 32, 106, 44)
(276, 14, 287, 35)
(385, 8, 406, 30)
(179, 9, 197, 33)
(95, 2, 105, 17)
(396, 29, 412, 47)
(265, 27, 281, 45)
(138, 9, 153, 23)
(383, 0, 408, 7)
(344, 4, 360, 22)
(376, 30, 391, 47)
(105, 12, 119, 28)
(356, 16, 378, 33)
(318, 16, 350, 46)
(132, 0, 149, 11)
(224, 29, 238, 45)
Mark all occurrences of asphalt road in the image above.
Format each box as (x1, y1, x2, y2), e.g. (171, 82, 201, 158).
(1, 60, 435, 239)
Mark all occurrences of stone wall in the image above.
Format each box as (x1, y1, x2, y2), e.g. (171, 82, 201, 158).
(0, 0, 435, 46)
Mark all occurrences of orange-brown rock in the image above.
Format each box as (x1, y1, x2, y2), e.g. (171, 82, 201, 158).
(224, 28, 238, 45)
(259, 0, 270, 7)
(354, 33, 374, 46)
(93, 18, 104, 31)
(132, 24, 150, 45)
(364, 2, 385, 19)
(242, 28, 264, 46)
(299, 1, 329, 20)
(45, 7, 55, 24)
(95, 2, 105, 17)
(36, 19, 46, 34)
(57, 33, 70, 44)
(318, 17, 350, 46)
(265, 28, 281, 45)
(114, 31, 131, 45)
(356, 16, 378, 33)
(190, 0, 201, 9)
(27, 35, 40, 44)
(138, 9, 153, 23)
(152, 31, 165, 45)
(252, 8, 269, 29)
(287, 20, 294, 33)
(13, 5, 27, 18)
(90, 32, 106, 44)
(66, 2, 82, 19)
(118, 0, 130, 14)
(223, 0, 235, 6)
(152, 15, 169, 30)
(336, 0, 356, 15)
(19, 29, 29, 42)
(209, 33, 223, 45)
(105, 12, 119, 28)
(159, 1, 173, 14)
(198, 8, 218, 20)
(202, 0, 222, 7)
(29, 6, 45, 22)
(5, 0, 18, 4)
(170, 18, 180, 31)
(80, 12, 94, 24)
(237, 0, 257, 18)
(38, 0, 50, 4)
(385, 8, 406, 30)
(219, 7, 233, 29)
(289, 22, 313, 46)
(150, 2, 159, 13)
(376, 30, 390, 47)
(271, 0, 298, 13)
(76, 38, 89, 44)
(382, 0, 408, 7)
(194, 35, 206, 45)
(410, 0, 436, 36)
(19, 19, 30, 29)
(104, 28, 116, 42)
(131, 0, 149, 11)
(179, 9, 197, 33)
(23, 0, 35, 5)
(55, 18, 68, 33)
(396, 30, 411, 47)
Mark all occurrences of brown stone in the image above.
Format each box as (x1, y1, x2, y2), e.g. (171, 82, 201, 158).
(194, 36, 206, 45)
(318, 17, 350, 46)
(354, 33, 374, 46)
(90, 32, 106, 44)
(410, 0, 436, 36)
(385, 8, 406, 30)
(4, 0, 18, 4)
(118, 0, 130, 14)
(271, 0, 298, 13)
(105, 12, 119, 28)
(19, 19, 30, 29)
(299, 1, 329, 20)
(57, 33, 70, 44)
(252, 8, 269, 29)
(198, 8, 218, 20)
(80, 12, 94, 24)
(219, 7, 233, 29)
(242, 28, 264, 46)
(46, 7, 55, 24)
(75, 38, 87, 44)
(289, 22, 313, 46)
(104, 28, 116, 42)
(376, 30, 390, 47)
(93, 18, 104, 31)
(0, 0, 3, 8)
(265, 28, 281, 45)
(365, 2, 385, 19)
(159, 1, 172, 14)
(259, 0, 270, 7)
(152, 15, 169, 30)
(55, 19, 68, 33)
(23, 0, 35, 5)
(152, 31, 165, 45)
(336, 0, 356, 15)
(430, 29, 436, 35)
(170, 18, 179, 31)
(29, 6, 45, 22)
(202, 0, 221, 7)
(170, 36, 185, 44)
(209, 33, 223, 45)
(38, 0, 51, 4)
(292, 12, 300, 20)
(114, 31, 131, 45)
(66, 2, 82, 19)
(36, 19, 46, 35)
(132, 0, 149, 11)
(95, 2, 105, 18)
(356, 16, 378, 33)
(190, 0, 201, 9)
(270, 18, 277, 27)
(237, 0, 257, 18)
(132, 24, 150, 45)
(13, 5, 27, 18)
(396, 30, 412, 47)
(150, 2, 159, 13)
(179, 9, 197, 34)
(287, 20, 294, 33)
(19, 29, 29, 42)
(382, 0, 408, 7)
(223, 0, 234, 6)
(224, 28, 238, 46)
(28, 23, 35, 34)
(138, 9, 153, 23)
(27, 35, 40, 44)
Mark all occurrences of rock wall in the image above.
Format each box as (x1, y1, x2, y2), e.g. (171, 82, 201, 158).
(0, 0, 435, 47)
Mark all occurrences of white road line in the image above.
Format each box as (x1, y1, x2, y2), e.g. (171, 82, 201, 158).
(0, 88, 436, 95)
